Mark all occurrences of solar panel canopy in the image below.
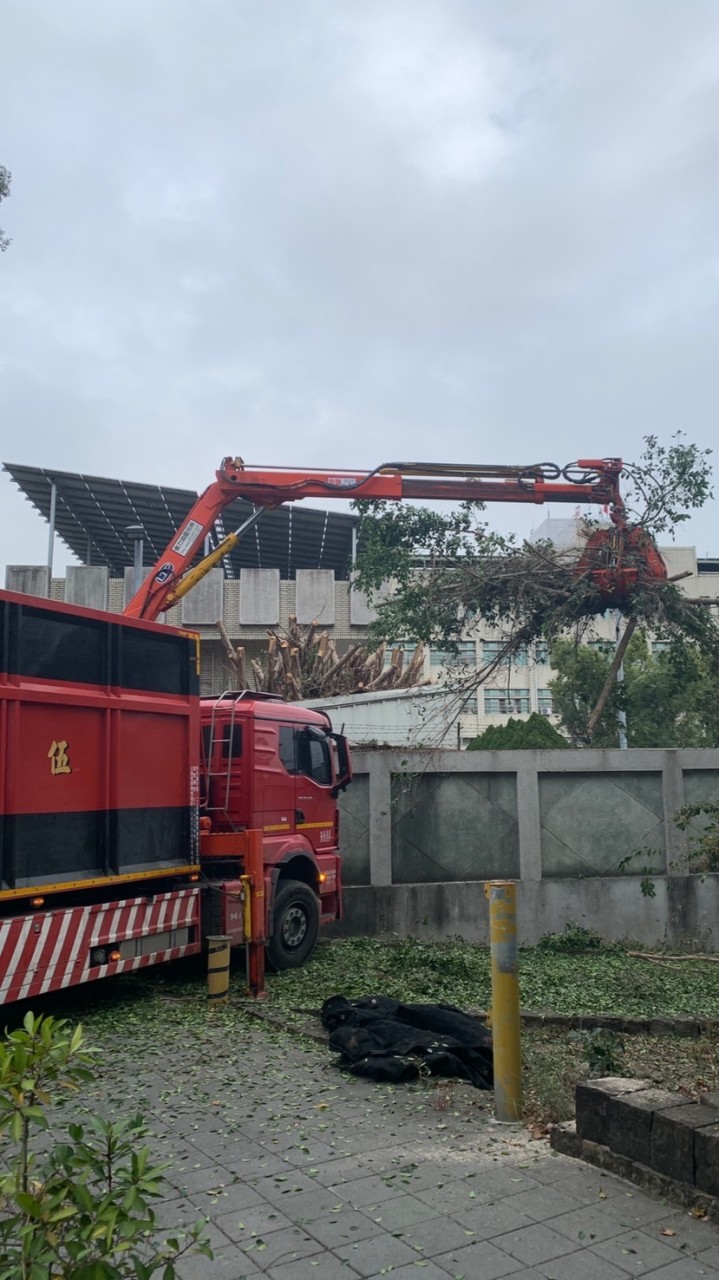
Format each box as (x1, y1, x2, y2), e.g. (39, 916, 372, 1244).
(4, 463, 360, 580)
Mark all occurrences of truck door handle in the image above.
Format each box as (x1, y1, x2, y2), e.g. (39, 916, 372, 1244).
(295, 809, 305, 824)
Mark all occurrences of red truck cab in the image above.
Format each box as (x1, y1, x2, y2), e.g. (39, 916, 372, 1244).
(199, 692, 351, 969)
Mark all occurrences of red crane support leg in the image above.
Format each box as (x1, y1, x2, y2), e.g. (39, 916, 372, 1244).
(245, 829, 266, 998)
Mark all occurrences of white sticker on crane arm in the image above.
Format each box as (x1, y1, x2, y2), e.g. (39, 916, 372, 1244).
(173, 520, 204, 557)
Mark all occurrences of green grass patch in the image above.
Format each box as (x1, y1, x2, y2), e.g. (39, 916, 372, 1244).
(260, 936, 719, 1022)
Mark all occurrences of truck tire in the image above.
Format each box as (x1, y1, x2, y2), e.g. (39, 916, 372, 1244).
(266, 879, 320, 971)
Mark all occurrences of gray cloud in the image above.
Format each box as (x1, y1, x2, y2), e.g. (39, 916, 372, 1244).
(1, 0, 718, 568)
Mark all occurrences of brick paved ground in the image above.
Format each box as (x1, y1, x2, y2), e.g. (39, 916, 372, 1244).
(91, 1014, 719, 1279)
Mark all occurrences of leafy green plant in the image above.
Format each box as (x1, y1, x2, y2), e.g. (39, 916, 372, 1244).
(0, 1012, 211, 1280)
(674, 802, 719, 874)
(571, 1027, 626, 1078)
(467, 713, 569, 751)
(616, 847, 662, 898)
(534, 923, 611, 954)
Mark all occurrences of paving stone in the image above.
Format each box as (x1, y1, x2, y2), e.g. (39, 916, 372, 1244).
(175, 1241, 260, 1280)
(327, 1171, 411, 1208)
(360, 1191, 435, 1231)
(500, 1184, 584, 1222)
(415, 1178, 487, 1214)
(240, 1223, 324, 1268)
(547, 1202, 637, 1245)
(211, 1202, 294, 1242)
(301, 1207, 378, 1249)
(250, 1169, 324, 1203)
(588, 1229, 682, 1274)
(697, 1245, 719, 1268)
(643, 1212, 719, 1255)
(640, 1259, 719, 1278)
(433, 1237, 526, 1277)
(334, 1231, 421, 1276)
(535, 1251, 634, 1279)
(267, 1251, 362, 1280)
(609, 1189, 682, 1228)
(495, 1221, 582, 1265)
(525, 1153, 585, 1184)
(174, 1220, 260, 1278)
(550, 1164, 628, 1201)
(451, 1200, 534, 1239)
(261, 1186, 354, 1224)
(363, 1263, 459, 1280)
(401, 1212, 480, 1256)
(188, 1180, 265, 1216)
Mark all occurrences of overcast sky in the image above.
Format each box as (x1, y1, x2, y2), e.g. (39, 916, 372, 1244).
(1, 0, 718, 574)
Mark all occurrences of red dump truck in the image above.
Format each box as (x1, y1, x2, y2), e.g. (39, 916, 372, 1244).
(1, 454, 655, 1004)
(0, 589, 351, 1003)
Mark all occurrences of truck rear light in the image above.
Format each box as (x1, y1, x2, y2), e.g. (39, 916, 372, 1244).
(90, 946, 122, 966)
(30, 897, 45, 908)
(318, 873, 326, 884)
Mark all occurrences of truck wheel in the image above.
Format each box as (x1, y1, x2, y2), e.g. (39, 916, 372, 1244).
(266, 880, 320, 971)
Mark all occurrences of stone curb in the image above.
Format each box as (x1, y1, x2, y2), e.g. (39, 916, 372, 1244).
(552, 1119, 719, 1225)
(553, 1077, 719, 1220)
(513, 1010, 717, 1037)
(237, 1000, 719, 1044)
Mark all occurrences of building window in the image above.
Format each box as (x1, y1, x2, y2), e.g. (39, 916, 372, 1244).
(383, 642, 418, 669)
(651, 640, 672, 654)
(538, 689, 553, 714)
(534, 641, 550, 665)
(461, 693, 478, 715)
(482, 640, 509, 665)
(483, 688, 531, 715)
(483, 640, 534, 667)
(430, 641, 476, 667)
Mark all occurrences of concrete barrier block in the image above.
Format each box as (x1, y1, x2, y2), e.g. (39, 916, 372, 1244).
(695, 1121, 719, 1196)
(605, 1087, 678, 1165)
(648, 1100, 709, 1183)
(575, 1078, 650, 1145)
(5, 566, 51, 597)
(66, 566, 109, 610)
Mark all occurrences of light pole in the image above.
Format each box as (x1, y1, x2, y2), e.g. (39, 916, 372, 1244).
(126, 524, 145, 597)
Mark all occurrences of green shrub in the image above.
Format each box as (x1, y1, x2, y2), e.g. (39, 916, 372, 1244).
(0, 1012, 211, 1280)
(467, 713, 569, 751)
(534, 923, 612, 954)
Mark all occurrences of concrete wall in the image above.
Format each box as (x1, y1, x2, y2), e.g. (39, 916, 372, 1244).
(333, 747, 719, 949)
(5, 566, 51, 597)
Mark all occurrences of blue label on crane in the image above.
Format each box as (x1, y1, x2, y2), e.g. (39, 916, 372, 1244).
(155, 562, 174, 584)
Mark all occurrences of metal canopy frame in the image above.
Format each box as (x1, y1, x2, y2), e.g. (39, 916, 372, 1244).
(3, 463, 359, 580)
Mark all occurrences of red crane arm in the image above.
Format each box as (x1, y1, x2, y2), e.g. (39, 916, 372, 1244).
(123, 456, 625, 621)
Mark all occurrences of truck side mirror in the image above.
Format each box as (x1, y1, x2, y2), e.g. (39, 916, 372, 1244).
(330, 732, 352, 794)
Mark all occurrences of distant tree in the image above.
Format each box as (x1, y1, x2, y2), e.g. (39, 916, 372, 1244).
(0, 166, 11, 251)
(467, 713, 569, 751)
(549, 632, 719, 747)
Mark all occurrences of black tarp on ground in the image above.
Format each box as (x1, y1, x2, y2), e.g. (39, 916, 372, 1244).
(321, 995, 493, 1089)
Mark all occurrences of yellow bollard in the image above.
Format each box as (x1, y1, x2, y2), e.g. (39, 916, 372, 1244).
(485, 881, 523, 1122)
(206, 934, 231, 1004)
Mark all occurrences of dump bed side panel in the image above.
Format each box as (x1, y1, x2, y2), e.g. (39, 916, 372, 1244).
(0, 591, 200, 894)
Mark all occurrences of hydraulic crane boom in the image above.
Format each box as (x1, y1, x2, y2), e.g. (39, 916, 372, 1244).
(123, 456, 629, 623)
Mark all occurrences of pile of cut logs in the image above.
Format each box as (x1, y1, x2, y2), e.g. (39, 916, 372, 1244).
(217, 616, 429, 701)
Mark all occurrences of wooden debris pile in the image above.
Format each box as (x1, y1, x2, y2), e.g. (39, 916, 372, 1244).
(217, 616, 429, 701)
